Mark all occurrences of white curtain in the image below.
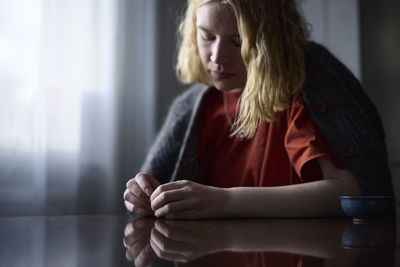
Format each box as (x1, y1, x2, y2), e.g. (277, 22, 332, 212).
(0, 0, 160, 216)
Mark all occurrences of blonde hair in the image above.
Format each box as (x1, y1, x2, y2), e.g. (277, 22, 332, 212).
(176, 0, 309, 138)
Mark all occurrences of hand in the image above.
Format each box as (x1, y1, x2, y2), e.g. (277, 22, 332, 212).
(150, 219, 226, 262)
(123, 218, 156, 266)
(150, 220, 358, 265)
(150, 180, 226, 219)
(124, 173, 160, 216)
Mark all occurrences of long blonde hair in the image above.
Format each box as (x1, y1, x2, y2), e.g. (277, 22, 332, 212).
(176, 0, 310, 138)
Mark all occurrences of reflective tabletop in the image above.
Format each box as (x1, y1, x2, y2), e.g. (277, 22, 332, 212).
(0, 215, 397, 267)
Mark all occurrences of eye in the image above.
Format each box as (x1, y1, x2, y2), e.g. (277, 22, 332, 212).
(232, 40, 241, 47)
(201, 32, 215, 41)
(232, 36, 242, 47)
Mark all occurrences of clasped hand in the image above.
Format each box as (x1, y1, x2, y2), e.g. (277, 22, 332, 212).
(124, 173, 226, 219)
(123, 218, 225, 265)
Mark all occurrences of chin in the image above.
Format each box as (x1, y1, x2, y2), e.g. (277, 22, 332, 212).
(212, 80, 241, 91)
(213, 84, 244, 92)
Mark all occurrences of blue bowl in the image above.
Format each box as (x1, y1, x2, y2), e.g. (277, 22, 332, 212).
(339, 196, 395, 222)
(341, 222, 396, 249)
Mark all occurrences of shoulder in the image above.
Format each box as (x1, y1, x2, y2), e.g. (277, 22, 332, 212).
(302, 41, 384, 141)
(161, 83, 211, 130)
(169, 84, 209, 115)
(303, 42, 361, 92)
(302, 42, 384, 140)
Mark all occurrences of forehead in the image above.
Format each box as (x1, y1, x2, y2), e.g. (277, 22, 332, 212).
(196, 2, 238, 34)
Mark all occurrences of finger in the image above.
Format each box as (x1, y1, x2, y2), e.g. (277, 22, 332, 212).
(154, 199, 194, 218)
(123, 227, 147, 248)
(125, 200, 134, 212)
(125, 237, 147, 262)
(124, 194, 152, 214)
(123, 235, 139, 248)
(150, 238, 188, 262)
(130, 217, 155, 231)
(123, 233, 146, 249)
(151, 188, 189, 211)
(147, 174, 161, 190)
(124, 190, 151, 208)
(151, 227, 187, 253)
(126, 248, 136, 262)
(161, 220, 209, 237)
(124, 222, 134, 236)
(134, 243, 155, 267)
(153, 220, 194, 243)
(150, 180, 190, 202)
(124, 218, 155, 238)
(150, 230, 188, 261)
(136, 173, 161, 192)
(126, 181, 150, 203)
(125, 200, 154, 216)
(134, 173, 159, 197)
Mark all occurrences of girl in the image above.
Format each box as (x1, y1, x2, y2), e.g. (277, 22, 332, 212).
(123, 0, 393, 219)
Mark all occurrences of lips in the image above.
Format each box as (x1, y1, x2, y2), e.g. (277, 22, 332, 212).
(210, 70, 235, 80)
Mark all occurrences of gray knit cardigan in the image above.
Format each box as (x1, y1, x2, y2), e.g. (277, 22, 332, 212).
(140, 42, 393, 196)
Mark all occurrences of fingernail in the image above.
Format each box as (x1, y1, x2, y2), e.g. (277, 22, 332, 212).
(145, 188, 152, 196)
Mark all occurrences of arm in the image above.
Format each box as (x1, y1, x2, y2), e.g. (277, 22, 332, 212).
(149, 219, 355, 261)
(150, 157, 361, 218)
(224, 157, 361, 217)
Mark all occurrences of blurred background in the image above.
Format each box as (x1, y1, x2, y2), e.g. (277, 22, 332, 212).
(0, 0, 398, 216)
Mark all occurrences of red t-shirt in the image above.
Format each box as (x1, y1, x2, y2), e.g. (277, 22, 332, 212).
(190, 251, 324, 267)
(198, 88, 339, 187)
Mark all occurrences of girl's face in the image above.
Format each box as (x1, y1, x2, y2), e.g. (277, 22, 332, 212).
(196, 2, 247, 92)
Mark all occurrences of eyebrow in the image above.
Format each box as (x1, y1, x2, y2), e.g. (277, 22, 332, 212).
(197, 26, 240, 38)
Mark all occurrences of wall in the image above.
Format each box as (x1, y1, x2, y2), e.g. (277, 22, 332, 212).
(299, 0, 360, 78)
(154, 0, 187, 129)
(360, 0, 400, 209)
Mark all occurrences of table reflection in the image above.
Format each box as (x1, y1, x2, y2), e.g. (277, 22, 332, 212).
(123, 218, 395, 267)
(0, 215, 395, 267)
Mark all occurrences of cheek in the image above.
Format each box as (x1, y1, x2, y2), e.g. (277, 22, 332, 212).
(197, 44, 208, 61)
(197, 48, 210, 73)
(196, 36, 209, 60)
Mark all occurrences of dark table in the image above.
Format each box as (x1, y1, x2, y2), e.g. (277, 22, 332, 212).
(0, 215, 396, 267)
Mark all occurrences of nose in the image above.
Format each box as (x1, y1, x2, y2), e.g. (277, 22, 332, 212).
(210, 40, 229, 65)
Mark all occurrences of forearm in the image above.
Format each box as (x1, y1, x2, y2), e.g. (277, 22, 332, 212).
(223, 177, 361, 218)
(219, 219, 349, 258)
